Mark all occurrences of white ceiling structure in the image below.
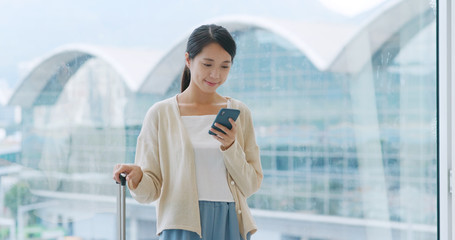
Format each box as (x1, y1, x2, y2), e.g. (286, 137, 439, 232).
(8, 0, 432, 106)
(138, 0, 432, 94)
(8, 45, 161, 107)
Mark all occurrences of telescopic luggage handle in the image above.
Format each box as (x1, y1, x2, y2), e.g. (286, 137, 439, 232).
(117, 173, 127, 240)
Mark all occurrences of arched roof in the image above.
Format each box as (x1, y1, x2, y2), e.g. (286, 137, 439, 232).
(9, 44, 161, 107)
(9, 0, 434, 102)
(328, 0, 433, 73)
(138, 0, 432, 94)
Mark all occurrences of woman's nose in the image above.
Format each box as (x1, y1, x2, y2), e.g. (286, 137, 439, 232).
(210, 69, 220, 78)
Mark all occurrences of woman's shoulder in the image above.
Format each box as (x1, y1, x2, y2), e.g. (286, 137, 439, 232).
(153, 96, 175, 108)
(145, 95, 177, 118)
(228, 97, 250, 111)
(227, 97, 253, 120)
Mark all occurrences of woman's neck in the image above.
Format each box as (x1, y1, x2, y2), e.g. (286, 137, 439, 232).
(177, 86, 228, 116)
(179, 86, 224, 106)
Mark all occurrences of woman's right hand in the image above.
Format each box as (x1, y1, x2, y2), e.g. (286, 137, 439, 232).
(113, 164, 143, 190)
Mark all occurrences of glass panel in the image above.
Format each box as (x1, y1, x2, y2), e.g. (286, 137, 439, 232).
(0, 1, 437, 239)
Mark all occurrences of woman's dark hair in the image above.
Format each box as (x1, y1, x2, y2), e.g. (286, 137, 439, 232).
(181, 24, 237, 92)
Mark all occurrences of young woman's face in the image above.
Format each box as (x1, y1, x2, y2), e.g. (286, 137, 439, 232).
(186, 42, 232, 93)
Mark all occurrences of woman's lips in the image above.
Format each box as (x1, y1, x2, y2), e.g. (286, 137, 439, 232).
(205, 80, 217, 87)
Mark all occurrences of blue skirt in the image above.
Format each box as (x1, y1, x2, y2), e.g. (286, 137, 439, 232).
(159, 201, 251, 240)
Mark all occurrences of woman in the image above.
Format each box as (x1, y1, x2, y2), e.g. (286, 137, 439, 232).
(113, 24, 263, 240)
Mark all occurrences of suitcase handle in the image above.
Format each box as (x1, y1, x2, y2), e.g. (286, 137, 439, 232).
(117, 173, 127, 240)
(118, 173, 127, 186)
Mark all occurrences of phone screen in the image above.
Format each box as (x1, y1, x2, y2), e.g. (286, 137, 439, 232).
(208, 108, 240, 135)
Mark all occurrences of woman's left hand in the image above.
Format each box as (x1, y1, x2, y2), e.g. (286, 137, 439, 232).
(211, 118, 237, 150)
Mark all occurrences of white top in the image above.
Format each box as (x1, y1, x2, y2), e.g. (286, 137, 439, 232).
(181, 114, 235, 202)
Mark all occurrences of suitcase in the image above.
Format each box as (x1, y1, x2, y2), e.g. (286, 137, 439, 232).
(117, 173, 127, 240)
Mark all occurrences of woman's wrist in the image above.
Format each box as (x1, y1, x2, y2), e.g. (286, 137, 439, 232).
(221, 140, 235, 151)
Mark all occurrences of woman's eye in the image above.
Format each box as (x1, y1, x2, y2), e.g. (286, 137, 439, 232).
(222, 66, 230, 69)
(203, 63, 212, 67)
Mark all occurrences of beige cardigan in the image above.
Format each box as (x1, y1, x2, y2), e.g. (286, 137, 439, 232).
(129, 95, 263, 239)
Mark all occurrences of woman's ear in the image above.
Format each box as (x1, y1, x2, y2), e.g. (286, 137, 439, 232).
(185, 52, 191, 68)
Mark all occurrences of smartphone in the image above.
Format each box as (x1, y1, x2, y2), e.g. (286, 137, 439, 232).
(208, 108, 240, 135)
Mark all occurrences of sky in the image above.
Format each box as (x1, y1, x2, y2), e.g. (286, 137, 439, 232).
(0, 0, 389, 93)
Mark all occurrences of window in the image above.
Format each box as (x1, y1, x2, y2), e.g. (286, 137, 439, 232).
(0, 1, 447, 239)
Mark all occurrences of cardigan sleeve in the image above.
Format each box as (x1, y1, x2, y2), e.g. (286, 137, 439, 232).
(222, 105, 263, 198)
(129, 105, 162, 203)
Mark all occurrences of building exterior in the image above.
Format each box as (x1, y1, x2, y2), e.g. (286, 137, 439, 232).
(5, 0, 437, 239)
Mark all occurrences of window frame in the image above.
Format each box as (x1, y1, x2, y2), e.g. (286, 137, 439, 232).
(438, 0, 454, 239)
